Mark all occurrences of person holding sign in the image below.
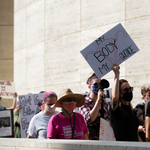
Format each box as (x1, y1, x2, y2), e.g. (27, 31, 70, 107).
(47, 88, 88, 139)
(79, 73, 110, 140)
(110, 64, 139, 141)
(27, 92, 59, 139)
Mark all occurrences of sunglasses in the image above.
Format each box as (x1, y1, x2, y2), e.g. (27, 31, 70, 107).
(62, 98, 77, 103)
(121, 87, 133, 93)
(93, 83, 100, 86)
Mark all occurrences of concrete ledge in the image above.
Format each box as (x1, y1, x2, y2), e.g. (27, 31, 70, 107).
(0, 139, 150, 150)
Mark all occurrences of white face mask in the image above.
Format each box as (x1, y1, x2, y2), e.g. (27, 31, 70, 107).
(45, 104, 56, 113)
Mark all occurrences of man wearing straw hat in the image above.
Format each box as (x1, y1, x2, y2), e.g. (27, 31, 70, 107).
(79, 73, 110, 140)
(47, 88, 88, 139)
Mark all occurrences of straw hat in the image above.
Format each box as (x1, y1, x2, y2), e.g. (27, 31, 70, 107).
(53, 88, 85, 108)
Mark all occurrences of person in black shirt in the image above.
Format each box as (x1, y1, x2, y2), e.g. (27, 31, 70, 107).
(146, 100, 150, 142)
(134, 84, 150, 142)
(110, 64, 139, 141)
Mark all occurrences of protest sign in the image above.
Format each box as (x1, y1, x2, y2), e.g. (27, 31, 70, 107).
(99, 118, 116, 141)
(81, 23, 139, 78)
(0, 109, 14, 137)
(0, 80, 15, 99)
(19, 93, 44, 138)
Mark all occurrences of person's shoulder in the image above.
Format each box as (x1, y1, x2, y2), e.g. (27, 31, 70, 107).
(31, 111, 44, 120)
(134, 102, 145, 109)
(84, 95, 92, 103)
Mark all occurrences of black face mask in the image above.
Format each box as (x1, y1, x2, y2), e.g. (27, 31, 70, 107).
(122, 92, 133, 102)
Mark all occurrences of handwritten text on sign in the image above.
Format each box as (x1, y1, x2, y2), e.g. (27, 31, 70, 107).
(99, 118, 116, 141)
(0, 81, 15, 99)
(19, 93, 44, 138)
(81, 23, 139, 78)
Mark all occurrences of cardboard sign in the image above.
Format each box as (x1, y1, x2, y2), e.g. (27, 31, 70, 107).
(0, 80, 16, 99)
(19, 93, 44, 138)
(81, 23, 139, 78)
(0, 109, 14, 137)
(99, 118, 116, 141)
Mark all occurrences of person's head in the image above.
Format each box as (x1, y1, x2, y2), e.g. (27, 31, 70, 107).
(53, 88, 85, 115)
(86, 73, 101, 95)
(119, 79, 133, 102)
(43, 92, 57, 113)
(141, 84, 150, 100)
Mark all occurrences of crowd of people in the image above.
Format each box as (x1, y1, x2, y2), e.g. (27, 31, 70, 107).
(0, 64, 150, 142)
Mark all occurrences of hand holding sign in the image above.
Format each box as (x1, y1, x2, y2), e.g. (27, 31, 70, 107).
(111, 64, 120, 75)
(80, 23, 139, 78)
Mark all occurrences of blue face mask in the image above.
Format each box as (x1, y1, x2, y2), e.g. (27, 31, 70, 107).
(92, 85, 99, 95)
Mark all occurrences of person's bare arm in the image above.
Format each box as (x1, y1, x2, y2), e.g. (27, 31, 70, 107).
(83, 133, 89, 140)
(138, 125, 145, 133)
(146, 116, 150, 142)
(9, 92, 18, 110)
(89, 89, 104, 122)
(111, 64, 120, 110)
(27, 134, 35, 138)
(138, 133, 143, 142)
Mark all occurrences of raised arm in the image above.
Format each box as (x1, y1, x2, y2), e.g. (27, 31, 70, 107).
(111, 64, 120, 110)
(9, 92, 18, 110)
(90, 89, 104, 122)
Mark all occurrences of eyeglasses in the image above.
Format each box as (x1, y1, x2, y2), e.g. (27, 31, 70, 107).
(121, 87, 133, 93)
(62, 98, 77, 103)
(93, 83, 100, 86)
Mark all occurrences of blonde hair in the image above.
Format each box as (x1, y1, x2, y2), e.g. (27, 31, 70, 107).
(141, 84, 150, 99)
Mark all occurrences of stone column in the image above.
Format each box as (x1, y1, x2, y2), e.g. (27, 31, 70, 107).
(0, 0, 14, 108)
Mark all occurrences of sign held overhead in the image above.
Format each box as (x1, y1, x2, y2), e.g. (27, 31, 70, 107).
(81, 23, 139, 78)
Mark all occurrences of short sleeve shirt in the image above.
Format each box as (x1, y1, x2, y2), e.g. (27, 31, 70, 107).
(28, 110, 59, 139)
(47, 112, 88, 139)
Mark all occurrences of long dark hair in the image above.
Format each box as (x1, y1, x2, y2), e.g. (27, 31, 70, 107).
(119, 79, 128, 93)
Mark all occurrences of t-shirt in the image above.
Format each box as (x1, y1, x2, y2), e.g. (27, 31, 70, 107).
(47, 112, 88, 139)
(146, 101, 150, 117)
(110, 104, 139, 141)
(134, 101, 145, 125)
(28, 110, 59, 139)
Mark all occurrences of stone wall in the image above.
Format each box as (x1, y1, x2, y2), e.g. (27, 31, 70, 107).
(0, 138, 150, 150)
(14, 0, 150, 107)
(0, 0, 14, 108)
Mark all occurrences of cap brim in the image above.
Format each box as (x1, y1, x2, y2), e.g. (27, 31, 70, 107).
(52, 94, 85, 108)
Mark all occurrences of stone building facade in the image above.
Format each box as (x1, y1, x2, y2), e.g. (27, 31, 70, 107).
(1, 0, 150, 107)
